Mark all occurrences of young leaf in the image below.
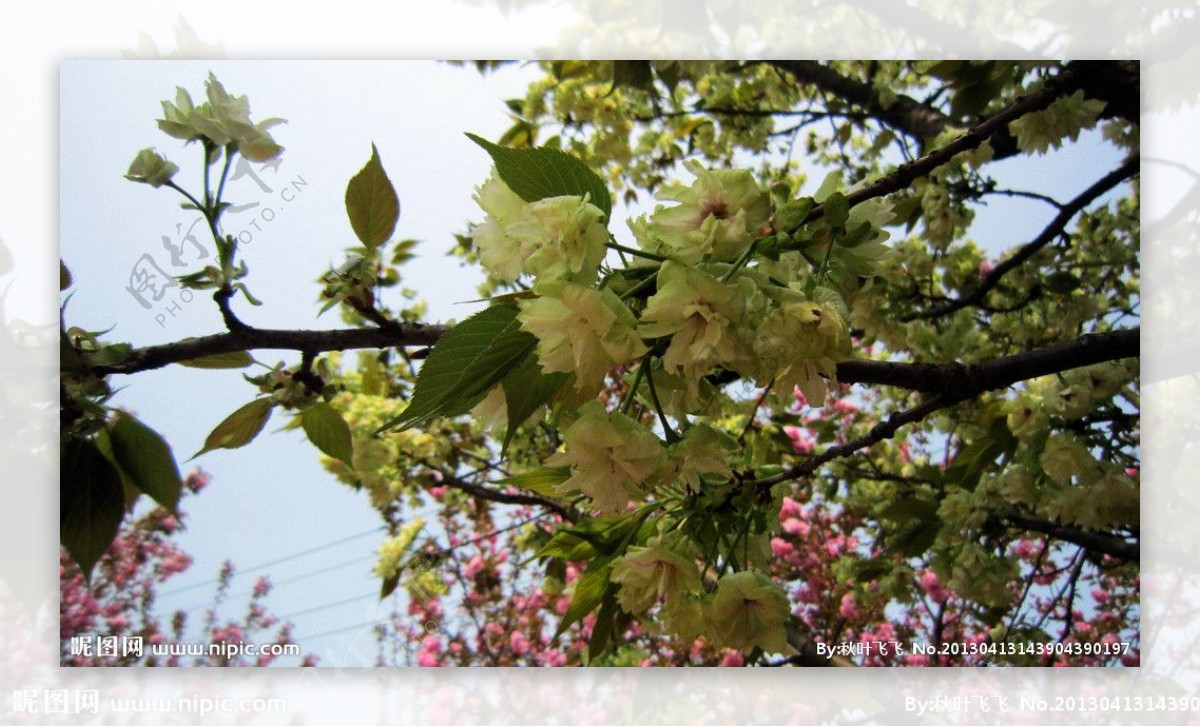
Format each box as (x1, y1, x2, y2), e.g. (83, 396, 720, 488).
(376, 305, 521, 433)
(194, 398, 274, 458)
(300, 402, 355, 468)
(107, 412, 183, 514)
(61, 437, 126, 581)
(466, 133, 612, 221)
(345, 143, 400, 248)
(500, 353, 568, 453)
(498, 466, 572, 499)
(178, 351, 256, 369)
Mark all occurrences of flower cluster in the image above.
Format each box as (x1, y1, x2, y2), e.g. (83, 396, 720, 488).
(125, 73, 285, 190)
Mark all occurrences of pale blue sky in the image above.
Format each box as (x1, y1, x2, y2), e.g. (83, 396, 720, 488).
(61, 61, 1128, 666)
(61, 61, 548, 665)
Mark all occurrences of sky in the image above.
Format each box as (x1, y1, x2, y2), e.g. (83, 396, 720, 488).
(61, 61, 550, 666)
(60, 60, 1132, 668)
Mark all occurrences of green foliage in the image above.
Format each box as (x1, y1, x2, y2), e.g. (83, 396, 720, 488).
(107, 412, 183, 515)
(467, 132, 613, 221)
(178, 350, 257, 369)
(194, 398, 275, 458)
(61, 438, 126, 581)
(300, 402, 355, 468)
(345, 143, 400, 248)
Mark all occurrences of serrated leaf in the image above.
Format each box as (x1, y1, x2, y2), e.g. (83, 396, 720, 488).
(500, 466, 572, 499)
(108, 412, 183, 514)
(377, 305, 527, 433)
(61, 437, 126, 581)
(178, 350, 256, 369)
(345, 143, 400, 248)
(301, 402, 355, 468)
(466, 133, 612, 221)
(194, 398, 274, 458)
(500, 352, 568, 453)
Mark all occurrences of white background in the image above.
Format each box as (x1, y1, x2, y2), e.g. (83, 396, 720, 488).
(1, 2, 1195, 724)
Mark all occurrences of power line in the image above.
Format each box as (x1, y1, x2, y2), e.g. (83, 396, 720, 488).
(159, 526, 385, 598)
(173, 552, 377, 614)
(275, 591, 378, 621)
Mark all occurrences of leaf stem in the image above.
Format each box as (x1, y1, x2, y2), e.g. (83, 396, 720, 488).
(721, 238, 761, 282)
(607, 241, 668, 262)
(619, 270, 659, 301)
(643, 360, 679, 444)
(620, 357, 648, 416)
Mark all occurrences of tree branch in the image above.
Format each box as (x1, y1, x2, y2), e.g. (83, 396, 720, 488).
(94, 322, 450, 376)
(767, 60, 951, 141)
(424, 463, 578, 522)
(903, 157, 1139, 321)
(998, 512, 1138, 562)
(835, 327, 1138, 394)
(798, 64, 1088, 228)
(755, 327, 1138, 489)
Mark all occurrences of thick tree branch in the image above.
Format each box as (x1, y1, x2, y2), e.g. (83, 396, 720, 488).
(767, 61, 1137, 159)
(756, 327, 1138, 489)
(799, 64, 1088, 227)
(836, 327, 1138, 394)
(904, 157, 1139, 321)
(998, 512, 1138, 562)
(767, 60, 951, 141)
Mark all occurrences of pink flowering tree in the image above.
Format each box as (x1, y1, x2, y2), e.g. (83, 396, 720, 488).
(60, 471, 313, 666)
(62, 62, 1139, 666)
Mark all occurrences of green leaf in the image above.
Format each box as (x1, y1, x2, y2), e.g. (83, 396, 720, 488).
(84, 343, 133, 367)
(466, 133, 612, 221)
(500, 351, 568, 453)
(377, 305, 527, 433)
(823, 191, 850, 229)
(1045, 271, 1082, 295)
(60, 260, 72, 291)
(536, 531, 599, 561)
(380, 571, 401, 600)
(583, 584, 626, 664)
(61, 437, 126, 581)
(499, 466, 572, 499)
(61, 329, 88, 375)
(555, 555, 614, 638)
(300, 402, 355, 468)
(178, 350, 257, 369)
(345, 143, 400, 248)
(194, 398, 274, 458)
(107, 412, 183, 514)
(611, 60, 654, 93)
